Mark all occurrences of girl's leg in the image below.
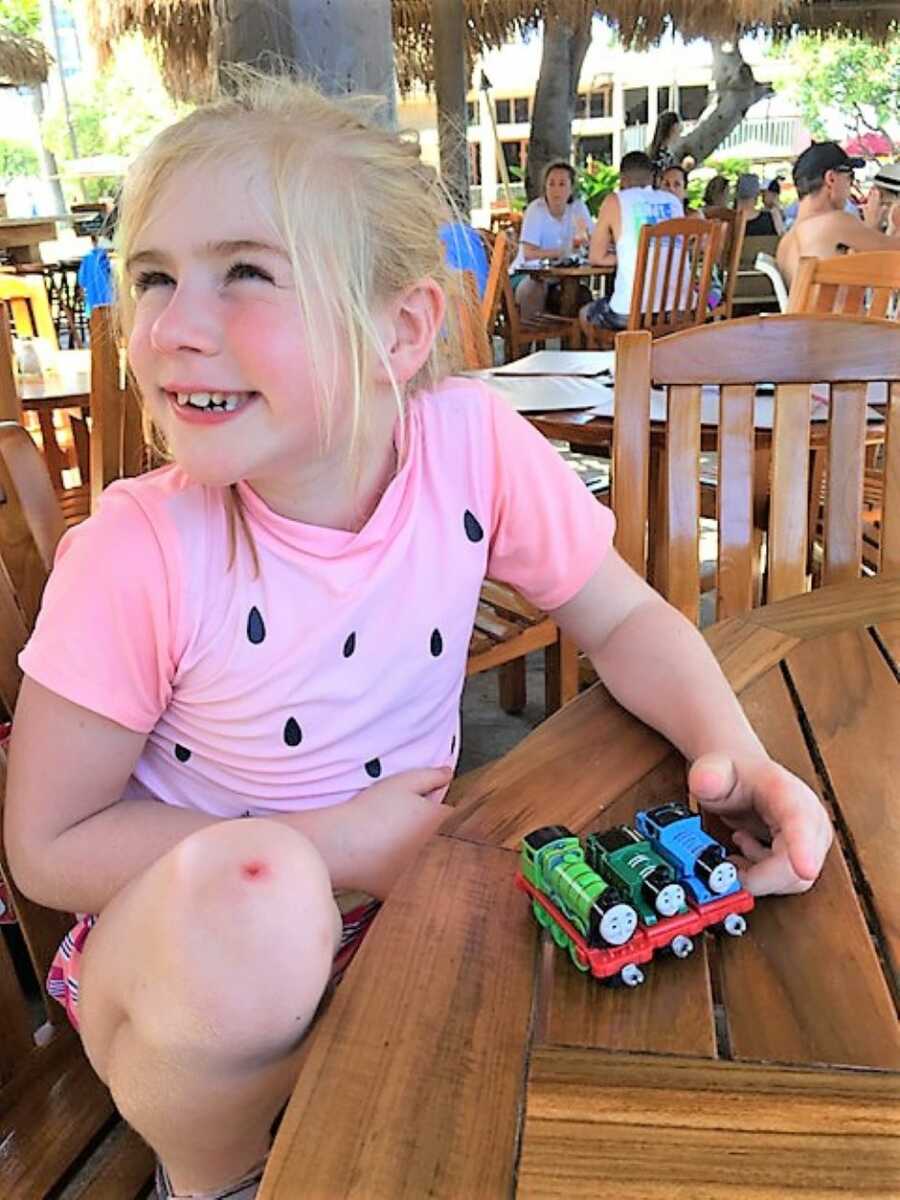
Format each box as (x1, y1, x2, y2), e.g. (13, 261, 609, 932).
(77, 819, 342, 1196)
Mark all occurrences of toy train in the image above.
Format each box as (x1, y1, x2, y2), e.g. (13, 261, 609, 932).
(516, 801, 753, 987)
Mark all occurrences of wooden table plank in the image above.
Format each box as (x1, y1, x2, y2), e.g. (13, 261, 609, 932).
(723, 667, 900, 1069)
(873, 618, 900, 676)
(517, 1047, 900, 1200)
(259, 837, 535, 1200)
(785, 626, 900, 993)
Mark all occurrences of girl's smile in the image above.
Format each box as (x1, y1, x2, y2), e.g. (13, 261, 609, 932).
(164, 389, 260, 424)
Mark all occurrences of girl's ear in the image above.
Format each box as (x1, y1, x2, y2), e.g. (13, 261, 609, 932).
(376, 279, 446, 385)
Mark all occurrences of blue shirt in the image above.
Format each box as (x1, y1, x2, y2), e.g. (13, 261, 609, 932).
(440, 223, 489, 297)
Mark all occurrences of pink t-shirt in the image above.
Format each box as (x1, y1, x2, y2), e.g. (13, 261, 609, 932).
(21, 378, 614, 817)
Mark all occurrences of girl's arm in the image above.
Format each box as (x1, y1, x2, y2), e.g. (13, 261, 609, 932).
(5, 679, 449, 913)
(551, 549, 833, 895)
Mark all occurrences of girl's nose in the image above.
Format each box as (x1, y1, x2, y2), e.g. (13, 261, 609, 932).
(150, 285, 220, 356)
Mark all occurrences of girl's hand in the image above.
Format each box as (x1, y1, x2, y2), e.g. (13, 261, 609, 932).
(687, 752, 833, 897)
(343, 767, 453, 898)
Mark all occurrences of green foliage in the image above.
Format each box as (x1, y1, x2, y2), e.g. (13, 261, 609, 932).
(42, 34, 190, 202)
(771, 34, 900, 146)
(0, 137, 39, 184)
(0, 0, 41, 38)
(579, 162, 619, 216)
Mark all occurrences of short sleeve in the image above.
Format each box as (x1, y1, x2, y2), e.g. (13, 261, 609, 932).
(484, 390, 615, 610)
(18, 485, 181, 732)
(519, 200, 546, 249)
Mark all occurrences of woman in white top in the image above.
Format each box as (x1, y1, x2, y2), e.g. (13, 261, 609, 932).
(511, 160, 593, 319)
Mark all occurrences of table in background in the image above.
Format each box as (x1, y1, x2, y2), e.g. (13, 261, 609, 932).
(520, 262, 614, 316)
(261, 576, 900, 1199)
(16, 350, 90, 486)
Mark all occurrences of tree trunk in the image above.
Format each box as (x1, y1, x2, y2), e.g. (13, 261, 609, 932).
(431, 0, 470, 216)
(525, 11, 592, 202)
(215, 0, 397, 125)
(673, 40, 774, 165)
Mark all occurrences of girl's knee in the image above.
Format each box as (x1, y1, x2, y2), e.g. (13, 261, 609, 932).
(85, 820, 341, 1064)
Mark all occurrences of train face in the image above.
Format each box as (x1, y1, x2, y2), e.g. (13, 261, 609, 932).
(585, 827, 686, 924)
(521, 826, 638, 948)
(634, 803, 740, 905)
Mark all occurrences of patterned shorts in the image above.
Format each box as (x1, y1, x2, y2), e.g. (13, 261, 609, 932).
(47, 893, 381, 1033)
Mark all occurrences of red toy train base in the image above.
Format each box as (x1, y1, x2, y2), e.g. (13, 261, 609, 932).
(515, 870, 754, 987)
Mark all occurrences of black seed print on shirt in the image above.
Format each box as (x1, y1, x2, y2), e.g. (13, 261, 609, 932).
(365, 757, 382, 779)
(451, 734, 457, 755)
(430, 628, 443, 657)
(343, 632, 356, 658)
(464, 510, 484, 542)
(247, 607, 266, 644)
(283, 718, 303, 747)
(174, 744, 191, 763)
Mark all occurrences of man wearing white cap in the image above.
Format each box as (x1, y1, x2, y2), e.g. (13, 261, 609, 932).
(777, 142, 900, 285)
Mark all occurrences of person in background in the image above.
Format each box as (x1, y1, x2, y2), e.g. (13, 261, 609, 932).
(658, 164, 702, 216)
(735, 174, 778, 236)
(777, 142, 900, 286)
(580, 150, 683, 334)
(509, 159, 593, 319)
(648, 110, 683, 177)
(761, 179, 785, 235)
(702, 174, 730, 214)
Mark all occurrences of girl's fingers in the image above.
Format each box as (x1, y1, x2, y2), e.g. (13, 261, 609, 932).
(732, 829, 769, 864)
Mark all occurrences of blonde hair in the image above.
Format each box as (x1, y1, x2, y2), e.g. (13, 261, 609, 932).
(116, 69, 472, 566)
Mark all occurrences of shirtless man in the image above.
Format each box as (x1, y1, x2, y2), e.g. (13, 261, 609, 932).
(777, 142, 900, 286)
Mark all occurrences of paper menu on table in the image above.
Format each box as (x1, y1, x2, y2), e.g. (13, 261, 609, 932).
(491, 350, 614, 378)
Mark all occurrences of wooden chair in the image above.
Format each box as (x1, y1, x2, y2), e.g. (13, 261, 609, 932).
(788, 251, 900, 319)
(612, 315, 899, 626)
(585, 217, 722, 350)
(702, 207, 748, 321)
(0, 571, 156, 1196)
(89, 305, 154, 512)
(498, 239, 581, 361)
(731, 233, 782, 316)
(788, 252, 900, 576)
(0, 421, 63, 630)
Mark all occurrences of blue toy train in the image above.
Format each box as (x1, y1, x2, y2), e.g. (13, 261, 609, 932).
(516, 801, 753, 987)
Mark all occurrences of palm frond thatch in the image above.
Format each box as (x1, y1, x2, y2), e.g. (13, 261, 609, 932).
(0, 31, 51, 88)
(86, 0, 895, 102)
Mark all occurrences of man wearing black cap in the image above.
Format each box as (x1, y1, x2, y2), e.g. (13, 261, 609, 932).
(777, 142, 900, 286)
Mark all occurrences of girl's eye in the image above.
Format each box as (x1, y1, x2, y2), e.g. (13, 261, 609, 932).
(225, 261, 275, 284)
(132, 269, 174, 294)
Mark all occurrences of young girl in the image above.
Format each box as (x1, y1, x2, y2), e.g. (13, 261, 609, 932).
(5, 76, 832, 1200)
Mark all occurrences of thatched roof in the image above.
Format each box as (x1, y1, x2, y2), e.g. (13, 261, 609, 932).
(0, 31, 51, 88)
(86, 0, 895, 102)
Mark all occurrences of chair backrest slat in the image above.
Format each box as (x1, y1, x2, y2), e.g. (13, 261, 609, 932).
(0, 309, 21, 423)
(716, 384, 755, 620)
(768, 382, 811, 602)
(824, 382, 867, 586)
(481, 229, 507, 335)
(629, 217, 720, 338)
(612, 331, 651, 574)
(0, 422, 62, 630)
(0, 557, 27, 719)
(89, 306, 149, 510)
(455, 270, 491, 370)
(665, 384, 701, 623)
(702, 208, 747, 320)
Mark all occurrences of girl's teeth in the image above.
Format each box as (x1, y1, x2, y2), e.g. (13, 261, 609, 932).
(174, 392, 247, 411)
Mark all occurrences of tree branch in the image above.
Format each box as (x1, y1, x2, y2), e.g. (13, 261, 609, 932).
(672, 38, 774, 165)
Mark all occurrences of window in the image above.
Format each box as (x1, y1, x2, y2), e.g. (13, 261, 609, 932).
(514, 97, 530, 124)
(502, 140, 524, 171)
(575, 92, 588, 119)
(679, 85, 709, 122)
(589, 88, 610, 118)
(657, 86, 670, 114)
(576, 134, 613, 166)
(495, 98, 511, 124)
(623, 87, 648, 127)
(466, 99, 477, 125)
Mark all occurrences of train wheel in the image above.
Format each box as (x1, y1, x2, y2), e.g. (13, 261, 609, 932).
(723, 913, 747, 937)
(670, 935, 694, 959)
(532, 900, 552, 928)
(568, 943, 590, 973)
(619, 963, 645, 988)
(551, 922, 568, 949)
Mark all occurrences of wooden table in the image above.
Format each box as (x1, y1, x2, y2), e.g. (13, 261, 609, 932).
(0, 217, 61, 265)
(13, 350, 90, 487)
(521, 262, 614, 316)
(261, 576, 900, 1199)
